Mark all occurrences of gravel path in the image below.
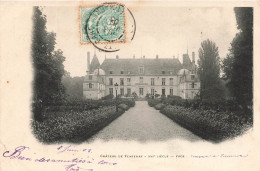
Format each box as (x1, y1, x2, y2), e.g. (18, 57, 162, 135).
(89, 101, 201, 142)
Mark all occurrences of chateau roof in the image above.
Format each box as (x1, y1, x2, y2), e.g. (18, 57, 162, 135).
(90, 54, 100, 72)
(100, 58, 182, 75)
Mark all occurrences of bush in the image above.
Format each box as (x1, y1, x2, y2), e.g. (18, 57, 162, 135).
(101, 94, 114, 100)
(160, 105, 252, 142)
(118, 104, 129, 110)
(166, 95, 182, 100)
(154, 103, 166, 110)
(147, 99, 161, 107)
(32, 97, 136, 143)
(118, 98, 135, 107)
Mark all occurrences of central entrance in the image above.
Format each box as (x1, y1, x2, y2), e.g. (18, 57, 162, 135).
(139, 88, 144, 97)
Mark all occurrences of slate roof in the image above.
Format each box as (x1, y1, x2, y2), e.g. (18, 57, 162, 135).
(89, 54, 100, 72)
(100, 58, 183, 75)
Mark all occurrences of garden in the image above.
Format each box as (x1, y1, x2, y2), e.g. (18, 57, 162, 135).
(147, 96, 252, 142)
(32, 97, 135, 144)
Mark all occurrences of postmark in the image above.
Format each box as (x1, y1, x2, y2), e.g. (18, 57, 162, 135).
(79, 2, 136, 52)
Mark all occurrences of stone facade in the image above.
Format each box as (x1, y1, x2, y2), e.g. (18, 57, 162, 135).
(83, 52, 200, 100)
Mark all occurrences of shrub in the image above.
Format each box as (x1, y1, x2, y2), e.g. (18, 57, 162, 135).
(154, 103, 166, 110)
(32, 106, 125, 143)
(166, 95, 182, 100)
(118, 98, 135, 107)
(118, 104, 129, 111)
(32, 97, 136, 143)
(160, 105, 252, 142)
(101, 94, 114, 100)
(147, 99, 161, 107)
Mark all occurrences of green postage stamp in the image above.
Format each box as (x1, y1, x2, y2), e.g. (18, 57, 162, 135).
(80, 3, 126, 44)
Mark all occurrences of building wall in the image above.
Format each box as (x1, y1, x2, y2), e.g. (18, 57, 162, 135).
(104, 75, 180, 97)
(83, 74, 200, 99)
(83, 75, 106, 100)
(178, 81, 200, 99)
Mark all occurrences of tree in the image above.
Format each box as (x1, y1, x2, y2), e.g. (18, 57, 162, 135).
(32, 7, 65, 121)
(222, 7, 253, 109)
(198, 39, 224, 101)
(62, 74, 84, 100)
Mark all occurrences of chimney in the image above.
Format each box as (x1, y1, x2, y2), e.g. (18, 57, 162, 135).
(87, 52, 90, 73)
(192, 52, 195, 63)
(116, 55, 119, 59)
(156, 54, 159, 59)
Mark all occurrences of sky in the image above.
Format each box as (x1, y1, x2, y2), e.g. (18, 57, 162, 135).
(43, 5, 238, 77)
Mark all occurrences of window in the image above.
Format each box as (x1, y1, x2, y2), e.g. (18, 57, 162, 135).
(89, 83, 92, 89)
(138, 66, 144, 74)
(170, 89, 173, 95)
(170, 78, 173, 85)
(109, 88, 113, 95)
(127, 88, 131, 95)
(170, 71, 173, 74)
(139, 77, 143, 84)
(191, 91, 194, 98)
(151, 78, 155, 85)
(151, 88, 155, 95)
(162, 71, 166, 74)
(109, 71, 113, 74)
(127, 78, 131, 85)
(120, 71, 124, 74)
(191, 82, 195, 88)
(128, 71, 131, 74)
(120, 78, 124, 85)
(162, 88, 165, 95)
(139, 88, 144, 96)
(109, 78, 113, 85)
(120, 88, 124, 96)
(162, 78, 166, 85)
(191, 75, 195, 80)
(89, 75, 92, 80)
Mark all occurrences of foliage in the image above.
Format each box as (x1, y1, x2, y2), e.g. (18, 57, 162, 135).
(198, 39, 225, 101)
(118, 104, 129, 111)
(161, 105, 252, 142)
(42, 98, 135, 115)
(101, 94, 114, 100)
(148, 96, 243, 113)
(147, 99, 161, 107)
(132, 92, 138, 99)
(32, 98, 135, 143)
(154, 103, 166, 110)
(222, 8, 253, 108)
(166, 95, 182, 100)
(32, 7, 66, 121)
(32, 106, 125, 143)
(118, 98, 135, 107)
(62, 74, 84, 100)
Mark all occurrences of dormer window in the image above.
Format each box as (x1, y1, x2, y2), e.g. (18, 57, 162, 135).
(109, 71, 113, 74)
(162, 71, 166, 74)
(170, 71, 173, 74)
(120, 71, 124, 74)
(128, 71, 131, 74)
(138, 66, 144, 74)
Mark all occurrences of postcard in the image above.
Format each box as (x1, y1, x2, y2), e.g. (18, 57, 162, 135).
(0, 1, 260, 170)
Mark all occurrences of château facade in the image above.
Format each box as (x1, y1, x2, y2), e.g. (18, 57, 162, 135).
(83, 52, 200, 100)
